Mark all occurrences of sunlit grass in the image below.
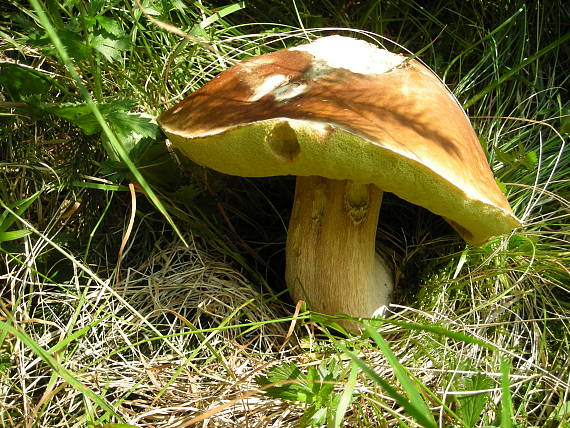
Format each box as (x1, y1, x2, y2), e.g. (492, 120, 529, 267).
(1, 0, 568, 426)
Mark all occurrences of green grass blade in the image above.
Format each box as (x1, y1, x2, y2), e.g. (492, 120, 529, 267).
(465, 31, 570, 108)
(0, 230, 32, 242)
(48, 316, 110, 355)
(0, 320, 121, 420)
(443, 7, 525, 79)
(28, 0, 188, 246)
(334, 340, 437, 428)
(70, 180, 129, 192)
(379, 319, 496, 351)
(500, 359, 514, 428)
(0, 189, 42, 233)
(198, 2, 246, 30)
(332, 361, 359, 428)
(364, 323, 437, 428)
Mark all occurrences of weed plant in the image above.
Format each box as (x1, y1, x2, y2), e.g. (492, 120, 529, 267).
(1, 1, 569, 427)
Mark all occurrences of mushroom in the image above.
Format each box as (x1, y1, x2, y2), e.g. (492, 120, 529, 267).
(158, 35, 520, 325)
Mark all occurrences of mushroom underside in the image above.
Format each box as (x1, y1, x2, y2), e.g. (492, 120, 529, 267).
(162, 118, 520, 246)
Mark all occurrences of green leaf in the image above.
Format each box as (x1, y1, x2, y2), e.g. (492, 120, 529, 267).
(333, 362, 359, 428)
(335, 338, 437, 428)
(84, 0, 105, 16)
(0, 229, 32, 243)
(453, 373, 493, 427)
(300, 405, 327, 427)
(28, 29, 90, 62)
(256, 363, 314, 403)
(95, 16, 124, 37)
(90, 32, 130, 62)
(495, 178, 508, 195)
(198, 2, 246, 29)
(63, 0, 80, 9)
(137, 0, 161, 16)
(29, 0, 187, 248)
(42, 102, 102, 135)
(106, 111, 159, 143)
(35, 100, 156, 140)
(507, 234, 536, 252)
(0, 63, 52, 101)
(255, 359, 343, 413)
(0, 190, 42, 234)
(524, 150, 538, 168)
(364, 324, 437, 428)
(168, 0, 187, 12)
(494, 146, 515, 166)
(104, 114, 161, 167)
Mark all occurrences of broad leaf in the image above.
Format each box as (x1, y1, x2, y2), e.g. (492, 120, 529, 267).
(453, 373, 493, 427)
(0, 63, 52, 101)
(90, 32, 130, 62)
(255, 363, 314, 403)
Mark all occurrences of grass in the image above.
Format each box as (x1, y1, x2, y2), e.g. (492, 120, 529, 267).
(1, 0, 569, 426)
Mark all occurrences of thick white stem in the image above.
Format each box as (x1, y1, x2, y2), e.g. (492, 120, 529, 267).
(285, 176, 393, 325)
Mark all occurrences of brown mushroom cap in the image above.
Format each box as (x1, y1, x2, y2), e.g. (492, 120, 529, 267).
(159, 35, 520, 245)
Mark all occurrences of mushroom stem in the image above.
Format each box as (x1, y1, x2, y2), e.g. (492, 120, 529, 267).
(285, 176, 393, 324)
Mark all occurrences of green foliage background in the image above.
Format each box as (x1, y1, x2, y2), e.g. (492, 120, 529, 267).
(1, 0, 568, 427)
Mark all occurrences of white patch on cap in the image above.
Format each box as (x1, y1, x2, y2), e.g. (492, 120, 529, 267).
(241, 56, 276, 72)
(273, 82, 308, 103)
(248, 74, 309, 104)
(249, 74, 289, 102)
(291, 35, 405, 75)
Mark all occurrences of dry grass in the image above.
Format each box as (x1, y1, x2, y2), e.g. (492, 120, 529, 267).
(2, 1, 569, 426)
(3, 229, 569, 426)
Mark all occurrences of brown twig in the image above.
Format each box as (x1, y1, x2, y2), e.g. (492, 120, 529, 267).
(115, 182, 137, 285)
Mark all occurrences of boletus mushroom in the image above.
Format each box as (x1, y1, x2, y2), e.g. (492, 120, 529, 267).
(158, 35, 520, 325)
